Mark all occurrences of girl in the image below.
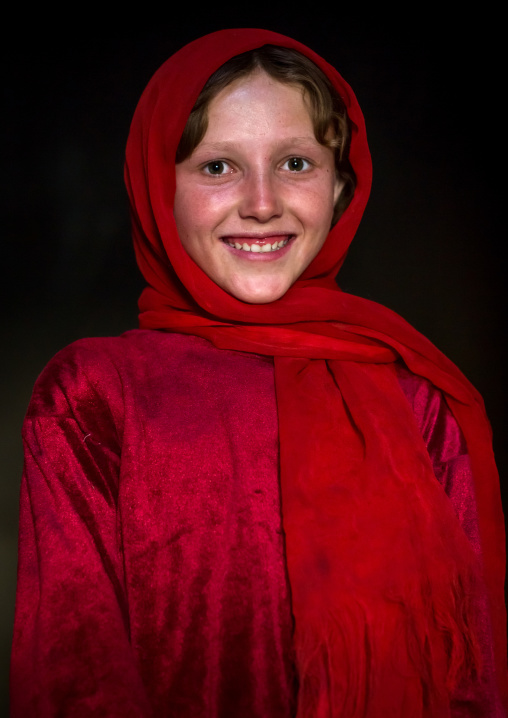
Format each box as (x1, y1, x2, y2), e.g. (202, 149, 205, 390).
(11, 28, 507, 717)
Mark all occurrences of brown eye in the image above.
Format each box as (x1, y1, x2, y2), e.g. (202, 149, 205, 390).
(205, 160, 227, 175)
(285, 157, 310, 172)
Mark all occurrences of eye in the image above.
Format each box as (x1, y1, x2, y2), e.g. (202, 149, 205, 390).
(203, 160, 231, 175)
(283, 157, 311, 172)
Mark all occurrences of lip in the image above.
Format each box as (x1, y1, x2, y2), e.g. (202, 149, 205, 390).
(220, 232, 296, 260)
(221, 231, 293, 243)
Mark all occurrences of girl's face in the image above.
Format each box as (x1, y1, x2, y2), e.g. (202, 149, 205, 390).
(174, 70, 343, 304)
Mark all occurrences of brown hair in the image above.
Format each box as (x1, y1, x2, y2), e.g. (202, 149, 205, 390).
(175, 45, 356, 224)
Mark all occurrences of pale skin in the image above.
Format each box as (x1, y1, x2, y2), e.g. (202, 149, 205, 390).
(173, 69, 344, 304)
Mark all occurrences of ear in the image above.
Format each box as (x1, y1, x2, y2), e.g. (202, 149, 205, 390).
(333, 175, 345, 207)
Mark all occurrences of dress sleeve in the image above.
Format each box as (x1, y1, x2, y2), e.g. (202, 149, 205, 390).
(396, 363, 506, 717)
(10, 343, 152, 718)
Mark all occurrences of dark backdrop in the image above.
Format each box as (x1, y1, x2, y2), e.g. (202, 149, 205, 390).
(1, 15, 505, 714)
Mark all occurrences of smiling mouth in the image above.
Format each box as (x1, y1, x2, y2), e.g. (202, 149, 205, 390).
(222, 236, 292, 253)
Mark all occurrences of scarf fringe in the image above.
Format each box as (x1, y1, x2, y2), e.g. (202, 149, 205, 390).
(294, 570, 482, 718)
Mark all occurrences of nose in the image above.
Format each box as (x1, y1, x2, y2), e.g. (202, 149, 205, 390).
(238, 170, 283, 222)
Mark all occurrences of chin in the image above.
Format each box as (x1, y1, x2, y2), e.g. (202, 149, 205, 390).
(225, 278, 293, 305)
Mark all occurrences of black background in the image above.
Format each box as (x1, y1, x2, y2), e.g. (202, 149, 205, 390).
(1, 13, 505, 713)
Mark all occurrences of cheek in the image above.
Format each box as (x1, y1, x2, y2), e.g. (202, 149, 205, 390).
(303, 184, 335, 235)
(174, 186, 230, 243)
(173, 188, 207, 248)
(172, 187, 189, 237)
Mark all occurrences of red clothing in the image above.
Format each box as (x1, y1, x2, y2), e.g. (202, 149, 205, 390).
(11, 330, 503, 716)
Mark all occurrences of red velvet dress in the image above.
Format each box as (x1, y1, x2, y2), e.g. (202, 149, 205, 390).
(11, 329, 504, 717)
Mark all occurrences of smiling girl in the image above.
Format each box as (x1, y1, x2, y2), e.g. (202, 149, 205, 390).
(173, 69, 342, 304)
(11, 30, 507, 717)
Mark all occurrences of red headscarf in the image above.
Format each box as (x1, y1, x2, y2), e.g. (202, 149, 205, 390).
(125, 29, 507, 716)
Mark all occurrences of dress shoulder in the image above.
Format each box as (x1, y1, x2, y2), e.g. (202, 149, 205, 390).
(27, 330, 146, 417)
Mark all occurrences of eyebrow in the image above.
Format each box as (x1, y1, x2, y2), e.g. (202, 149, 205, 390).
(196, 136, 322, 153)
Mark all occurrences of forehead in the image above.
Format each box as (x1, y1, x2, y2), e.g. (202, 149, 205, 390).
(203, 70, 315, 142)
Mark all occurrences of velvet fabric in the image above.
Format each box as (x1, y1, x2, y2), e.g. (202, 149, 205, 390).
(122, 28, 507, 715)
(11, 331, 503, 716)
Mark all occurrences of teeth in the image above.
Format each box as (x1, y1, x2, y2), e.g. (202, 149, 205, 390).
(225, 238, 290, 252)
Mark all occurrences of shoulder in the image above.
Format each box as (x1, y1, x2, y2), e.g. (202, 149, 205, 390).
(25, 330, 226, 420)
(395, 362, 468, 473)
(25, 329, 180, 420)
